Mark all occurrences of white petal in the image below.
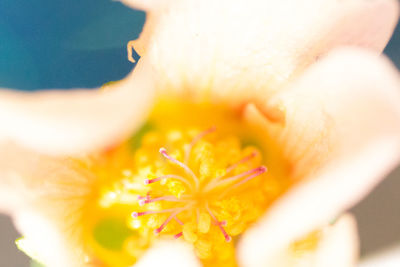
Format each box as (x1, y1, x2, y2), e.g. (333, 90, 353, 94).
(238, 48, 400, 267)
(0, 61, 154, 155)
(248, 214, 358, 267)
(134, 0, 398, 113)
(134, 240, 201, 267)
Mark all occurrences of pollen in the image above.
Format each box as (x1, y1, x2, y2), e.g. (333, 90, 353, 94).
(124, 124, 271, 266)
(82, 101, 306, 266)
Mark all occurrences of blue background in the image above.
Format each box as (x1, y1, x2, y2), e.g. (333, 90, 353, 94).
(0, 0, 399, 266)
(0, 0, 144, 90)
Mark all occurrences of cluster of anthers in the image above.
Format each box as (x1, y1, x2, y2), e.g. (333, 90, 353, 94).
(131, 126, 267, 243)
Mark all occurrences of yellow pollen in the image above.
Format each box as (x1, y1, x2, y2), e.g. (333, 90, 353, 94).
(129, 125, 269, 265)
(80, 100, 313, 267)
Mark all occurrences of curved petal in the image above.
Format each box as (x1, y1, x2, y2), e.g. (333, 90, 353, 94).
(313, 214, 358, 267)
(0, 60, 154, 156)
(135, 240, 201, 267)
(0, 143, 96, 266)
(130, 0, 398, 118)
(242, 214, 358, 267)
(238, 48, 400, 267)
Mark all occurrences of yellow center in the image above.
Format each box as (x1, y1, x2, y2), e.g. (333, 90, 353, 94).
(82, 100, 299, 266)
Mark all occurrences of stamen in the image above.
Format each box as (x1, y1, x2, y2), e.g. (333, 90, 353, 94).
(145, 174, 193, 189)
(219, 166, 267, 199)
(226, 152, 258, 174)
(174, 232, 183, 239)
(154, 209, 183, 234)
(206, 204, 231, 242)
(159, 148, 200, 188)
(174, 216, 184, 226)
(139, 196, 185, 206)
(231, 166, 267, 189)
(184, 126, 216, 163)
(212, 220, 227, 226)
(137, 193, 150, 201)
(131, 208, 182, 218)
(205, 166, 265, 191)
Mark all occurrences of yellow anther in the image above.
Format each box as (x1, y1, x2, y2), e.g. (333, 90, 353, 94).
(195, 239, 212, 259)
(167, 130, 183, 142)
(86, 99, 293, 267)
(183, 223, 198, 243)
(167, 180, 186, 198)
(198, 213, 211, 234)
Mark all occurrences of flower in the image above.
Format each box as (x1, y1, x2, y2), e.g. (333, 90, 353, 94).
(1, 0, 400, 266)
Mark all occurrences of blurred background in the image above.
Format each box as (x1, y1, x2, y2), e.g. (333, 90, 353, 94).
(0, 0, 399, 266)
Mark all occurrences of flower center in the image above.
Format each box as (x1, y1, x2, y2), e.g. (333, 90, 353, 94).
(85, 101, 293, 266)
(132, 127, 267, 245)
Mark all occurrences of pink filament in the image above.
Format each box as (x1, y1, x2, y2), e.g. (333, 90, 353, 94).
(226, 152, 258, 174)
(139, 196, 184, 206)
(174, 232, 183, 239)
(205, 166, 265, 191)
(174, 216, 184, 226)
(212, 220, 227, 226)
(160, 148, 200, 188)
(155, 211, 179, 234)
(145, 174, 193, 189)
(137, 193, 150, 200)
(206, 204, 231, 242)
(184, 126, 216, 163)
(230, 166, 267, 189)
(219, 166, 267, 199)
(131, 208, 181, 218)
(154, 208, 188, 234)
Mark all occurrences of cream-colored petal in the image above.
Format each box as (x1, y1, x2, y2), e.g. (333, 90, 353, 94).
(238, 48, 400, 267)
(134, 240, 201, 267)
(133, 0, 398, 116)
(313, 214, 358, 267)
(0, 144, 95, 266)
(0, 60, 154, 156)
(13, 211, 81, 267)
(247, 214, 358, 267)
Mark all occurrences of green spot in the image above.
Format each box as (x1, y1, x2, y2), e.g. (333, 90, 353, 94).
(241, 138, 262, 150)
(329, 216, 339, 225)
(93, 217, 132, 251)
(128, 121, 156, 150)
